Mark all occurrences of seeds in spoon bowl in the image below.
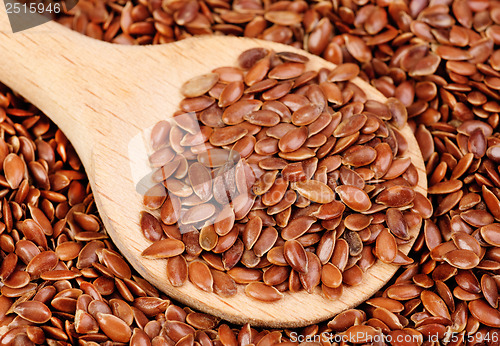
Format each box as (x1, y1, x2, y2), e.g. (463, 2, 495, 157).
(139, 48, 428, 302)
(0, 0, 498, 339)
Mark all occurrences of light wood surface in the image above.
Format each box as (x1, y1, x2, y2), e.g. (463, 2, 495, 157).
(0, 8, 427, 327)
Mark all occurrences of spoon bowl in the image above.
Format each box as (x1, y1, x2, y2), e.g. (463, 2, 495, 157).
(0, 8, 426, 327)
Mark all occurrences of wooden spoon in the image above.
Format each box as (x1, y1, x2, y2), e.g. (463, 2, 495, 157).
(0, 10, 427, 327)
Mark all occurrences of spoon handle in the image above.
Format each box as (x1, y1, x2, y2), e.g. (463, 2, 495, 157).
(0, 3, 214, 168)
(0, 4, 119, 166)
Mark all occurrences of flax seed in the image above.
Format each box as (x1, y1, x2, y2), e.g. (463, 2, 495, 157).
(1, 0, 494, 341)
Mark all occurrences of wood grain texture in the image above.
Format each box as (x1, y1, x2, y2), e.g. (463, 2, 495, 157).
(0, 9, 427, 327)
